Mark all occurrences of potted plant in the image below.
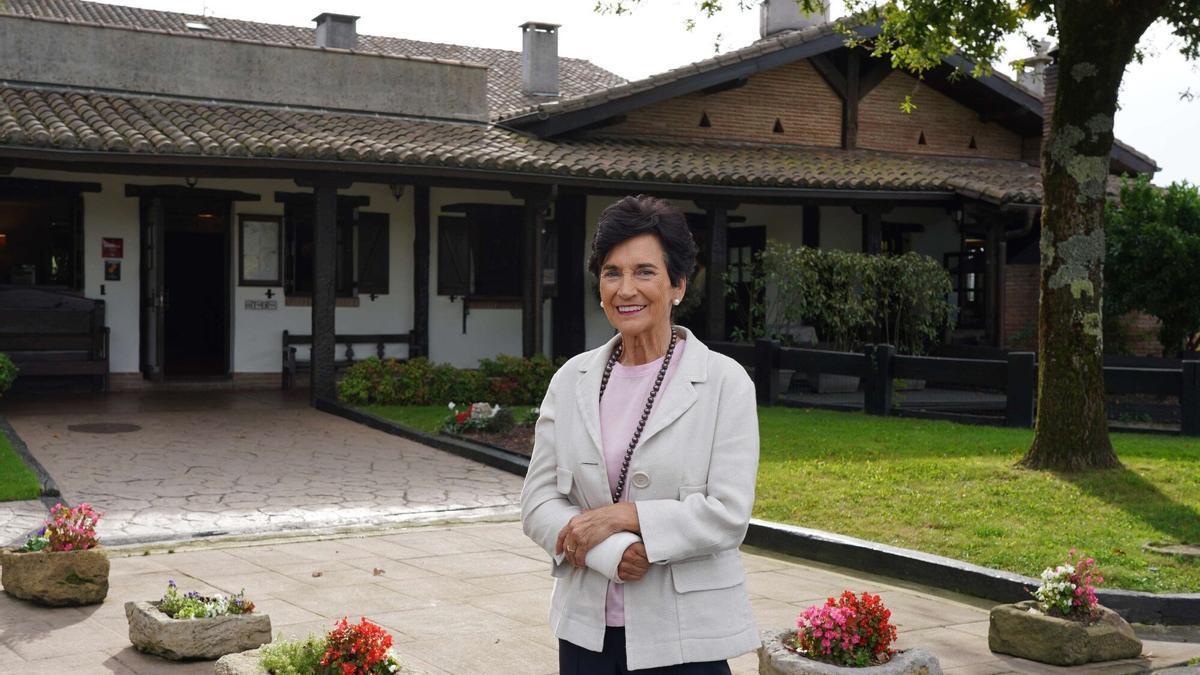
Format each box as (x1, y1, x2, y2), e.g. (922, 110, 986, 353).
(1, 502, 108, 606)
(0, 352, 17, 398)
(988, 550, 1142, 666)
(216, 616, 415, 674)
(126, 579, 271, 660)
(759, 591, 942, 674)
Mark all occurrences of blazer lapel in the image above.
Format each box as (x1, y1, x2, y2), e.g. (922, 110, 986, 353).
(575, 332, 621, 463)
(635, 326, 708, 450)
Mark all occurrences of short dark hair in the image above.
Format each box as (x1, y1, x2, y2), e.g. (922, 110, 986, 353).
(587, 195, 698, 288)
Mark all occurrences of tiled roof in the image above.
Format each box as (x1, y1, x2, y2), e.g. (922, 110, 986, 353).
(0, 83, 1050, 204)
(1, 0, 627, 116)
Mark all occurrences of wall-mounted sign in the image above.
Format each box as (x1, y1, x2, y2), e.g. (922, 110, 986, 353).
(239, 214, 283, 287)
(101, 237, 124, 258)
(104, 260, 121, 281)
(244, 299, 278, 311)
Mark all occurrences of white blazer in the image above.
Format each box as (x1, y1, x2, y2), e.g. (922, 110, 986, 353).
(520, 326, 760, 670)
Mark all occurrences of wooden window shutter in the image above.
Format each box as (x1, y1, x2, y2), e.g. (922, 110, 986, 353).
(357, 211, 389, 294)
(437, 215, 471, 296)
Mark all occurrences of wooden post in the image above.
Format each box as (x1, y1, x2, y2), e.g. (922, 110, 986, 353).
(412, 185, 430, 359)
(860, 209, 883, 254)
(552, 193, 587, 359)
(844, 50, 861, 150)
(310, 179, 339, 403)
(701, 203, 731, 340)
(1006, 351, 1037, 428)
(754, 339, 780, 406)
(865, 344, 894, 416)
(517, 186, 555, 357)
(1182, 361, 1200, 437)
(986, 221, 1001, 346)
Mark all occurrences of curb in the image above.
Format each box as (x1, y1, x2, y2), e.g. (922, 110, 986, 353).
(320, 399, 1200, 626)
(0, 416, 61, 500)
(314, 398, 529, 477)
(745, 520, 1200, 625)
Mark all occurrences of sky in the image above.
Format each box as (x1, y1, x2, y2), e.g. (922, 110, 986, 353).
(97, 0, 1198, 185)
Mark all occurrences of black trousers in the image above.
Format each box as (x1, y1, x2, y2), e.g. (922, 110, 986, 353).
(559, 628, 733, 675)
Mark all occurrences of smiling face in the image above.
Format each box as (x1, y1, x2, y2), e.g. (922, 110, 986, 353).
(599, 233, 686, 339)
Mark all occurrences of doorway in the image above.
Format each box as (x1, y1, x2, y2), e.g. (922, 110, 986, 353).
(141, 196, 231, 379)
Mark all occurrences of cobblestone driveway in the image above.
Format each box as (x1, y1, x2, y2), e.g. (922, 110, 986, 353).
(3, 392, 523, 545)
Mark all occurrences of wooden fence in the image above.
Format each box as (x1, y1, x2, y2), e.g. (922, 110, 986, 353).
(708, 340, 1200, 436)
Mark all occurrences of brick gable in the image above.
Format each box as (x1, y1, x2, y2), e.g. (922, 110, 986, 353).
(859, 71, 1025, 160)
(587, 60, 843, 147)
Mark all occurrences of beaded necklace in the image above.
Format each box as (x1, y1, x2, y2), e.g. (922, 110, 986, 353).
(598, 329, 679, 503)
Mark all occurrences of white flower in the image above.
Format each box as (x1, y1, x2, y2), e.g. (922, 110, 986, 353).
(448, 402, 456, 410)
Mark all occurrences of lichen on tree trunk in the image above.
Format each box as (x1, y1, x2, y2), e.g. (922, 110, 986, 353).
(1021, 0, 1163, 471)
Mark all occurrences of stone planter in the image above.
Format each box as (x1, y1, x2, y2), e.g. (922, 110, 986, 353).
(759, 630, 942, 675)
(988, 601, 1142, 666)
(215, 646, 422, 675)
(0, 546, 109, 606)
(125, 600, 272, 661)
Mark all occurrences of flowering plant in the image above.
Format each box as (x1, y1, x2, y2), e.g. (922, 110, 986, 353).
(157, 579, 255, 619)
(785, 591, 898, 667)
(319, 617, 401, 674)
(441, 401, 515, 434)
(1032, 549, 1104, 620)
(18, 502, 102, 552)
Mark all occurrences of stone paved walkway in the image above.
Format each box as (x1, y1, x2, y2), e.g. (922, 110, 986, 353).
(0, 498, 48, 547)
(2, 392, 523, 545)
(1, 521, 1197, 675)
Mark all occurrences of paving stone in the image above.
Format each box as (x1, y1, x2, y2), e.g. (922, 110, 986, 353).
(0, 499, 47, 547)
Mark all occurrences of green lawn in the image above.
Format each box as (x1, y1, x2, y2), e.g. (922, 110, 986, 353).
(362, 404, 454, 433)
(0, 428, 41, 502)
(364, 403, 1200, 593)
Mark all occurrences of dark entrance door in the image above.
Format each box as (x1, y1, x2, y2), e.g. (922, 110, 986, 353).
(726, 226, 766, 339)
(141, 196, 231, 379)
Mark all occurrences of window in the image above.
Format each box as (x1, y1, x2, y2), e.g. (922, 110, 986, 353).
(282, 198, 389, 298)
(0, 196, 82, 288)
(437, 203, 556, 301)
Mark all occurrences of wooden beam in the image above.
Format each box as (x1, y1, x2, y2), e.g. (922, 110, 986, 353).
(701, 77, 749, 96)
(125, 184, 260, 201)
(808, 54, 847, 98)
(412, 185, 430, 358)
(857, 58, 892, 100)
(310, 179, 339, 403)
(0, 176, 101, 195)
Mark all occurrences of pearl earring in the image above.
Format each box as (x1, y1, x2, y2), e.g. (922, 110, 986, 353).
(673, 298, 681, 306)
(600, 301, 605, 309)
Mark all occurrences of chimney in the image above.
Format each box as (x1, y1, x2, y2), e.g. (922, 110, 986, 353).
(1042, 45, 1059, 142)
(313, 13, 359, 50)
(521, 21, 560, 97)
(1016, 39, 1053, 96)
(760, 0, 829, 39)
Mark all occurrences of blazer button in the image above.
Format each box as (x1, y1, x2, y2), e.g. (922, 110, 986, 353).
(631, 471, 651, 489)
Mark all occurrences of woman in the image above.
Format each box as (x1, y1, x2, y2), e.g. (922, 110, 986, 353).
(521, 195, 760, 674)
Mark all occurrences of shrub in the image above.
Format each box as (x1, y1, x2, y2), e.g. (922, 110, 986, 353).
(727, 243, 954, 354)
(157, 579, 255, 619)
(0, 353, 17, 398)
(338, 355, 563, 407)
(787, 591, 897, 667)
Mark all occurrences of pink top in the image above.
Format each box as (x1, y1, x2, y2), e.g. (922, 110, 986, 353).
(599, 338, 687, 627)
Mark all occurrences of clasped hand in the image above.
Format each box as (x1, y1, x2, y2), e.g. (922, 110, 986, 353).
(555, 502, 648, 581)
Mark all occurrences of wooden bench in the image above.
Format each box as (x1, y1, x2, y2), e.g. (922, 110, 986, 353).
(0, 287, 109, 392)
(281, 331, 413, 389)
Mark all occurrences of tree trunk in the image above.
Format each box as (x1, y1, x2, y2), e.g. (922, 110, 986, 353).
(1021, 0, 1162, 471)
